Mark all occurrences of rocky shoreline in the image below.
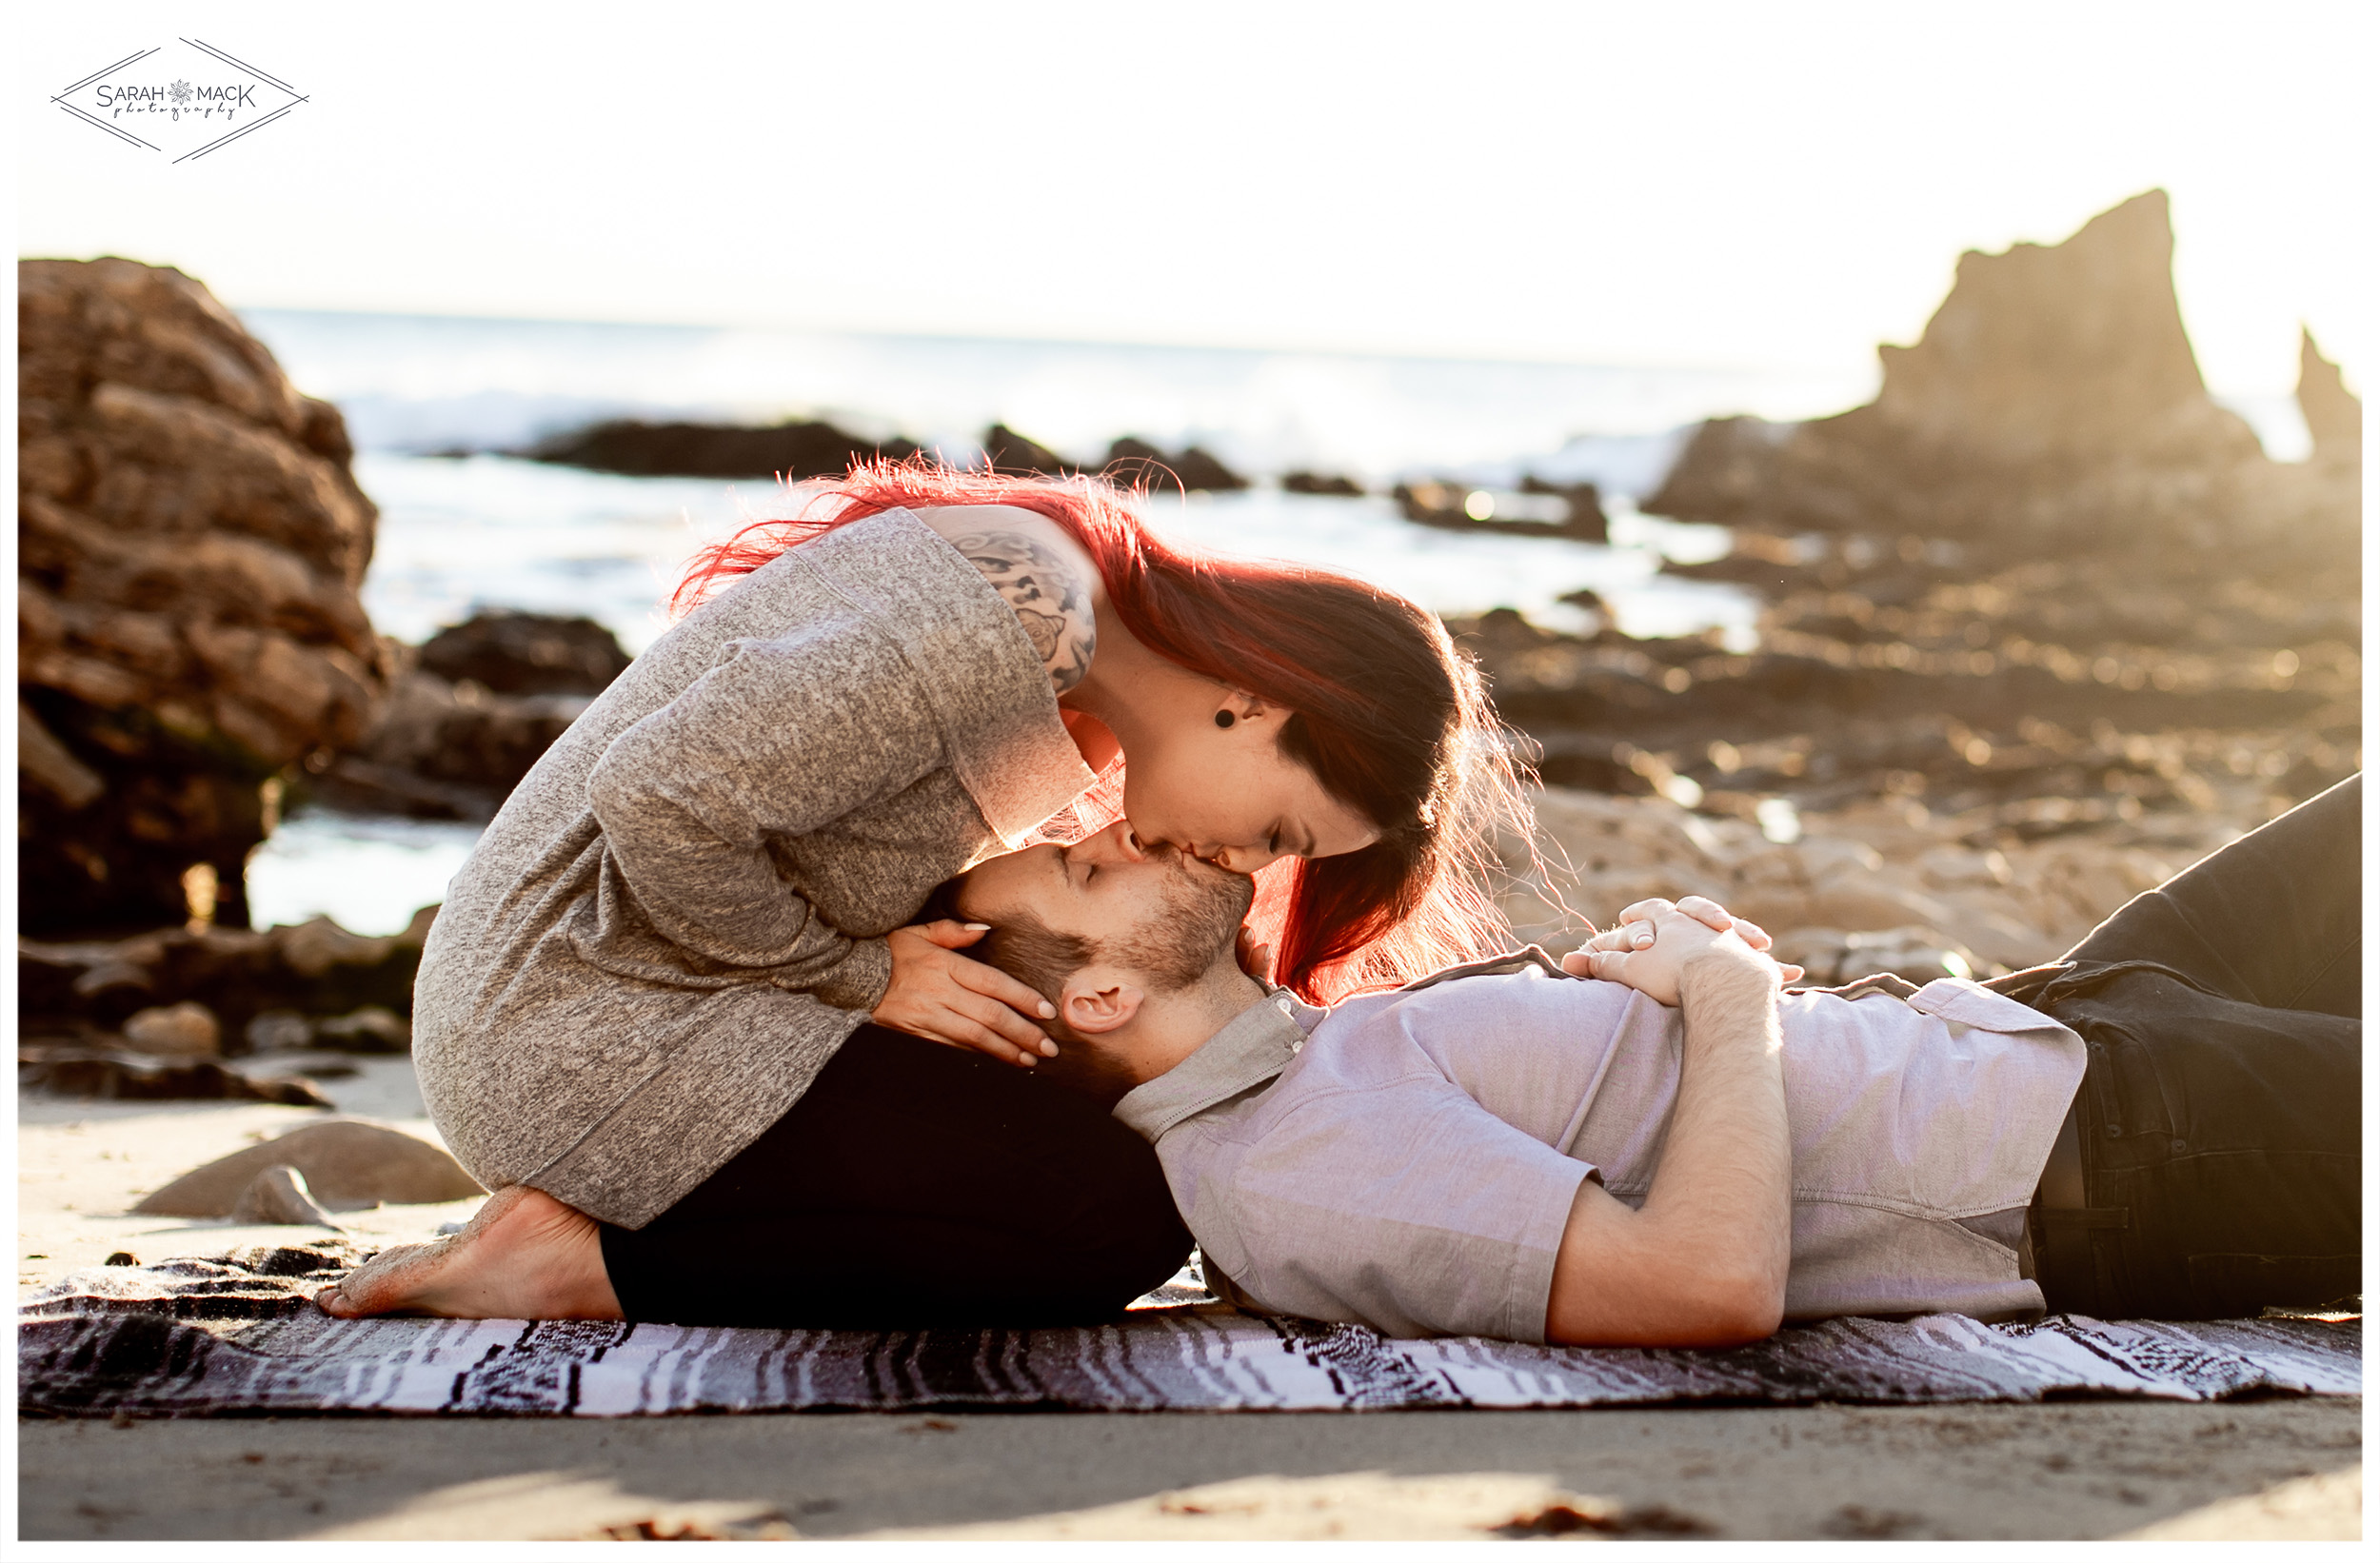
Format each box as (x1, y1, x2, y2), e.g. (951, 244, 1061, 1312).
(17, 188, 2360, 1085)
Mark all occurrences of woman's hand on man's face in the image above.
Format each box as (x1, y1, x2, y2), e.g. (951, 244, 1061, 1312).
(875, 921, 1061, 1067)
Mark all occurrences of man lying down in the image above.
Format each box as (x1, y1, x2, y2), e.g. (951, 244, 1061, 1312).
(323, 780, 2358, 1341)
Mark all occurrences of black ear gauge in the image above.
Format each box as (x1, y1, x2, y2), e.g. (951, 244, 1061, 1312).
(1214, 709, 1236, 728)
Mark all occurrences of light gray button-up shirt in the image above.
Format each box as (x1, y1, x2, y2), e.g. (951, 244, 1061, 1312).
(1116, 952, 2086, 1342)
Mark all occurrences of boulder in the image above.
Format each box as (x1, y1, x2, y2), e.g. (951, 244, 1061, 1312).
(418, 610, 630, 696)
(18, 258, 388, 937)
(132, 1118, 483, 1216)
(522, 417, 921, 479)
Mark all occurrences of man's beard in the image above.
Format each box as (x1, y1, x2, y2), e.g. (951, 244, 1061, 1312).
(1115, 858, 1259, 992)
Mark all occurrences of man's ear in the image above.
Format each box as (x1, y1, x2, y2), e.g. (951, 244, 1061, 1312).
(1061, 972, 1145, 1036)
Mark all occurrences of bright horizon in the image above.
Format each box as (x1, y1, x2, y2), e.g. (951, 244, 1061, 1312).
(15, 3, 2375, 404)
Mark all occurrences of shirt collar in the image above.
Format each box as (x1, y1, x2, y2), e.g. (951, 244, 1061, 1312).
(1113, 988, 1323, 1143)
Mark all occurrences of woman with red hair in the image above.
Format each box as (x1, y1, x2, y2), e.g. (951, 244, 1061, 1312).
(321, 460, 1530, 1328)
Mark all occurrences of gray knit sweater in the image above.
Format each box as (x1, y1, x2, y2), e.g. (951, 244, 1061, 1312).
(411, 507, 1097, 1226)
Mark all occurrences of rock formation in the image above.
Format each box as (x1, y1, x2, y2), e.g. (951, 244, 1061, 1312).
(522, 416, 921, 479)
(1395, 479, 1608, 543)
(1282, 471, 1366, 496)
(1575, 189, 2360, 904)
(418, 610, 632, 696)
(320, 611, 632, 818)
(18, 258, 388, 936)
(1101, 436, 1250, 492)
(18, 903, 438, 1046)
(981, 423, 1072, 477)
(1644, 191, 2358, 567)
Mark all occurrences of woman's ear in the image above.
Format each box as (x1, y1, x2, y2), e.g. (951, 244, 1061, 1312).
(1218, 689, 1267, 725)
(1061, 975, 1146, 1035)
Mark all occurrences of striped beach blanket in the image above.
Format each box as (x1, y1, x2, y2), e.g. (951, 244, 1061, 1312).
(18, 1242, 2359, 1416)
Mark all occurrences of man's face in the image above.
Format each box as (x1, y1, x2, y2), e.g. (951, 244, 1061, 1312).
(954, 821, 1240, 968)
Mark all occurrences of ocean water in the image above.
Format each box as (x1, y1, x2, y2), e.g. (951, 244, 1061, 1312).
(240, 307, 1871, 651)
(239, 309, 1875, 931)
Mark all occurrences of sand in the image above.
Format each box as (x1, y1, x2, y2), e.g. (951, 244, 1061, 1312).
(16, 1064, 2362, 1542)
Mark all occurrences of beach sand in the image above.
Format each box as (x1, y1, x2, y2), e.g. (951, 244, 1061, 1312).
(18, 1064, 2360, 1542)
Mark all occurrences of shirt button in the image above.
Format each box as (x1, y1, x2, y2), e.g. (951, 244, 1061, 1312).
(2171, 1138, 2187, 1154)
(2104, 1124, 2122, 1138)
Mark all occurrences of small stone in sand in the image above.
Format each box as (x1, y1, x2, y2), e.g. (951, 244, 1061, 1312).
(230, 1165, 341, 1228)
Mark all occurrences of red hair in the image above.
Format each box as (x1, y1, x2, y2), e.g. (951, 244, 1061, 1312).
(673, 459, 1531, 1002)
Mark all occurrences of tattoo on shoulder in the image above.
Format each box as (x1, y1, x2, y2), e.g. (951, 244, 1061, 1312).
(953, 530, 1097, 695)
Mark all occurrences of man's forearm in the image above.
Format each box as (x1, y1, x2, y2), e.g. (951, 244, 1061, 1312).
(1545, 944, 1791, 1345)
(1639, 950, 1792, 1330)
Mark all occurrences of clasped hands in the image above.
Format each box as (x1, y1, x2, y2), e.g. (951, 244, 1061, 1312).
(1561, 895, 1804, 1006)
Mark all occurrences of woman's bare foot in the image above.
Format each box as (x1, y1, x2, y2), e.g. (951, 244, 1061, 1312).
(315, 1184, 624, 1321)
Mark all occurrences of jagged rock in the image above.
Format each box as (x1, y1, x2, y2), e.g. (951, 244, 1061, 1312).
(18, 903, 437, 1040)
(2297, 327, 2363, 467)
(981, 423, 1072, 477)
(1101, 437, 1250, 491)
(1281, 470, 1365, 496)
(133, 1118, 482, 1216)
(1853, 189, 2247, 472)
(522, 417, 921, 479)
(18, 258, 388, 937)
(418, 610, 630, 696)
(1642, 192, 2357, 567)
(119, 1000, 221, 1057)
(230, 1164, 341, 1227)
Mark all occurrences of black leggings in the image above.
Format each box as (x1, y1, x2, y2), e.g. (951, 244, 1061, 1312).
(597, 1024, 1192, 1328)
(2030, 774, 2361, 1318)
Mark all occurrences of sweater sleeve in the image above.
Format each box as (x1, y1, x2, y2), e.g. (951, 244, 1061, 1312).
(582, 627, 942, 1007)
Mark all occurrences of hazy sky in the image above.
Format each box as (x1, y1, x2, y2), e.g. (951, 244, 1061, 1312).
(16, 2, 2373, 398)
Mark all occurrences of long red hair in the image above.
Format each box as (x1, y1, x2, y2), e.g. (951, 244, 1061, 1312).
(673, 459, 1532, 1002)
